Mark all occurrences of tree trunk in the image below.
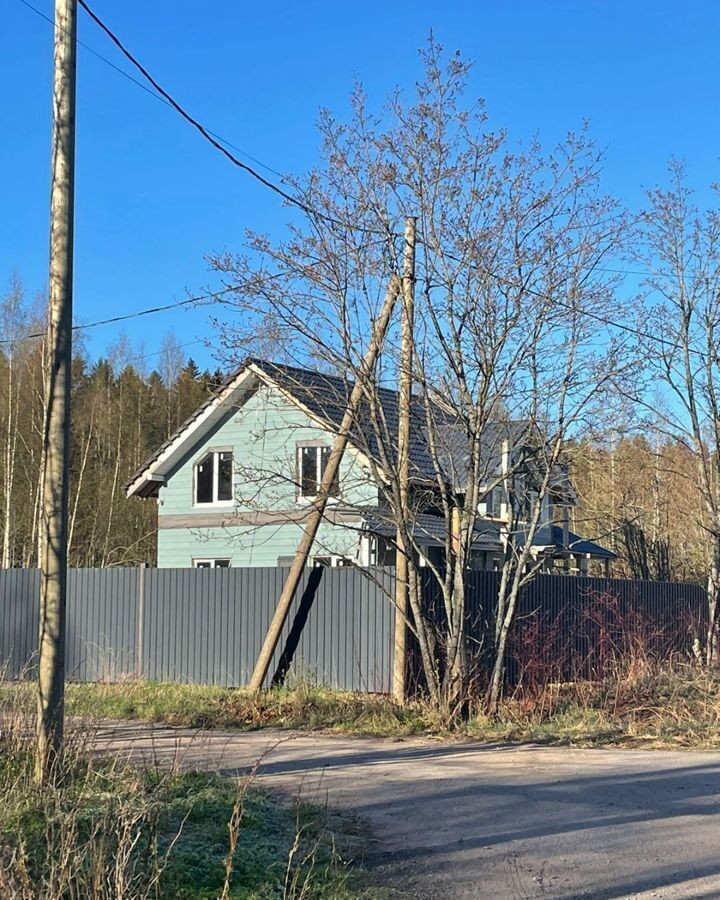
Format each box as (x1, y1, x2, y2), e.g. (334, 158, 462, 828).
(706, 536, 720, 666)
(2, 351, 20, 568)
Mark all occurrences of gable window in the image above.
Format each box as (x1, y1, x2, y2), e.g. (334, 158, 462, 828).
(193, 558, 231, 569)
(297, 445, 339, 498)
(194, 450, 233, 505)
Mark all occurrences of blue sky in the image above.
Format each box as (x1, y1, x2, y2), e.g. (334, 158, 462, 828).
(3, 0, 720, 373)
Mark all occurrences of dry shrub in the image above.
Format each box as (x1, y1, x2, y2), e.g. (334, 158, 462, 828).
(496, 589, 709, 734)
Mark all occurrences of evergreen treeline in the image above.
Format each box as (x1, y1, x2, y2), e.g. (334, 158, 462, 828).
(0, 279, 222, 568)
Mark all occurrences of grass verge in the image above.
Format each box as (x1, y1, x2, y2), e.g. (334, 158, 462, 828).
(0, 723, 377, 898)
(5, 662, 720, 749)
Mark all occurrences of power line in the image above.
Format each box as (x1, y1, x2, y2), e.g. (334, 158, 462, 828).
(75, 0, 390, 238)
(16, 0, 705, 357)
(0, 285, 237, 345)
(432, 243, 711, 361)
(17, 0, 289, 180)
(20, 0, 701, 287)
(126, 337, 205, 366)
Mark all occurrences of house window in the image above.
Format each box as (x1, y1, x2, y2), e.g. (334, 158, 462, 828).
(483, 487, 502, 518)
(313, 555, 351, 567)
(194, 450, 233, 505)
(297, 445, 339, 498)
(193, 558, 231, 569)
(520, 489, 538, 521)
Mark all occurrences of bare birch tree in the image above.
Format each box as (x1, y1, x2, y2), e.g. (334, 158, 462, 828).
(0, 277, 25, 568)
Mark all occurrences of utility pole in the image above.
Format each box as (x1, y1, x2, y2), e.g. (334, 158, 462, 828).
(249, 275, 402, 692)
(392, 216, 416, 704)
(36, 0, 77, 783)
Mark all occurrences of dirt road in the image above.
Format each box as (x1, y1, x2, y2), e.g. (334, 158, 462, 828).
(92, 723, 720, 899)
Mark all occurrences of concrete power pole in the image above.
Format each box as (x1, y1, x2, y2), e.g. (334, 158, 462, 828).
(36, 0, 77, 782)
(392, 216, 417, 704)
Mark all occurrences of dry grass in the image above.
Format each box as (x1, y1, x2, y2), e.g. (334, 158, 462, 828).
(5, 660, 720, 750)
(480, 663, 720, 748)
(2, 679, 436, 736)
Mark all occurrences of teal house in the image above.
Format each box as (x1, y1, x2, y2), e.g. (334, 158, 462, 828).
(125, 359, 614, 572)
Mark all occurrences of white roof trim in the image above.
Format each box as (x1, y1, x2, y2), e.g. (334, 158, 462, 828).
(125, 366, 258, 497)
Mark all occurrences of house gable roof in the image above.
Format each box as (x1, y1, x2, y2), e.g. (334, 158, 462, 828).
(124, 357, 546, 502)
(124, 364, 260, 498)
(125, 357, 457, 499)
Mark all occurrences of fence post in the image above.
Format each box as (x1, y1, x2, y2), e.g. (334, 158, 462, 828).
(135, 563, 147, 679)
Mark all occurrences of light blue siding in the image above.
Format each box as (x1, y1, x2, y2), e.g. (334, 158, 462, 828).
(157, 384, 377, 567)
(158, 521, 363, 568)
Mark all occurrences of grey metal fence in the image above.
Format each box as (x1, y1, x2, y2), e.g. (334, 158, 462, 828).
(0, 566, 709, 692)
(0, 566, 395, 691)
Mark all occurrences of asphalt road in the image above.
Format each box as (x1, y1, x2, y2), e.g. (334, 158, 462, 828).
(92, 724, 720, 899)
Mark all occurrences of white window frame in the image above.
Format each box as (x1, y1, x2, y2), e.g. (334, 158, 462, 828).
(482, 486, 503, 519)
(193, 449, 234, 507)
(296, 444, 340, 501)
(193, 558, 231, 569)
(312, 555, 352, 567)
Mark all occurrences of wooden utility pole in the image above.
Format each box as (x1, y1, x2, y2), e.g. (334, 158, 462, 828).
(392, 216, 417, 704)
(36, 0, 77, 783)
(248, 275, 402, 692)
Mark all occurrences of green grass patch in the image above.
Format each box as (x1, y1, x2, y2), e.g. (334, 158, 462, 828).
(0, 732, 376, 899)
(62, 680, 433, 736)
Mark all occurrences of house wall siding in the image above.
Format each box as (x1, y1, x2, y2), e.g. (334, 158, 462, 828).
(157, 384, 377, 567)
(158, 521, 363, 568)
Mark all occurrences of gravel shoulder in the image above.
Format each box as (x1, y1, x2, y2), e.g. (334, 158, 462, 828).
(91, 722, 720, 899)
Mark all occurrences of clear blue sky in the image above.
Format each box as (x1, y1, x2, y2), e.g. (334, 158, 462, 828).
(3, 0, 720, 372)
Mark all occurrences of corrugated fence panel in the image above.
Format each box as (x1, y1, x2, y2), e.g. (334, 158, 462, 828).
(141, 567, 280, 687)
(66, 568, 138, 682)
(0, 569, 38, 678)
(0, 566, 708, 691)
(278, 567, 396, 693)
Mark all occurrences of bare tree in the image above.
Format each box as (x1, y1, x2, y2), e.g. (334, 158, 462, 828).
(0, 277, 25, 568)
(634, 162, 720, 662)
(209, 40, 630, 710)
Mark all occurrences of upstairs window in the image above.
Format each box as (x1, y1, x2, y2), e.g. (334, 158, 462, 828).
(297, 445, 340, 498)
(194, 450, 233, 505)
(483, 487, 503, 518)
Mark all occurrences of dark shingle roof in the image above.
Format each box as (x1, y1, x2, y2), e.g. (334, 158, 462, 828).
(125, 357, 451, 495)
(252, 359, 520, 487)
(253, 358, 445, 481)
(364, 513, 615, 558)
(527, 525, 617, 560)
(363, 510, 502, 547)
(125, 357, 547, 496)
